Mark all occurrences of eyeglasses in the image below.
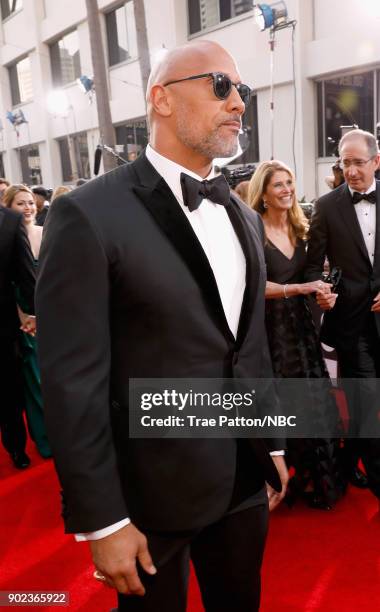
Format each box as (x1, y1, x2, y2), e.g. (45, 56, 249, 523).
(163, 72, 252, 107)
(340, 157, 375, 169)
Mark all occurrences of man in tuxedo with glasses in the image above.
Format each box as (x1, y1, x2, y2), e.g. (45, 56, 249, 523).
(306, 129, 380, 501)
(36, 40, 287, 612)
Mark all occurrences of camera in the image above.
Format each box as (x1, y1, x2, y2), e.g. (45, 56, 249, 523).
(220, 164, 256, 189)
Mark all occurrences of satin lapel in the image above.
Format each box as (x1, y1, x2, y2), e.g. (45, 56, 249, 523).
(336, 185, 371, 265)
(373, 180, 380, 276)
(227, 194, 260, 349)
(131, 153, 234, 343)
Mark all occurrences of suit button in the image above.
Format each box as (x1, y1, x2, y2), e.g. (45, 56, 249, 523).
(111, 400, 120, 410)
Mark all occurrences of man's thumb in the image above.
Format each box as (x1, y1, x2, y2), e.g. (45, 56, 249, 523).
(138, 549, 157, 575)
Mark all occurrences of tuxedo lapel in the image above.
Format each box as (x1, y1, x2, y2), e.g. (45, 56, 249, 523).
(227, 194, 260, 349)
(131, 153, 235, 343)
(372, 180, 380, 276)
(0, 208, 5, 233)
(336, 185, 371, 266)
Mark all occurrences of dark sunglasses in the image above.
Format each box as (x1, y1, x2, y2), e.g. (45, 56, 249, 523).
(163, 72, 252, 107)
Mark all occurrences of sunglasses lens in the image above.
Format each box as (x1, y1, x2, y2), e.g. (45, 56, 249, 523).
(214, 74, 232, 99)
(212, 74, 252, 106)
(237, 84, 251, 106)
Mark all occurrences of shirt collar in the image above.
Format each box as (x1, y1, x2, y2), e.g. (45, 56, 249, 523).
(348, 179, 376, 197)
(146, 144, 215, 204)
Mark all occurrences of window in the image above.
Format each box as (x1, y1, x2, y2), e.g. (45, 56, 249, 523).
(1, 0, 22, 20)
(19, 145, 42, 185)
(317, 71, 374, 157)
(106, 2, 137, 67)
(58, 133, 90, 182)
(188, 0, 252, 34)
(115, 118, 148, 161)
(50, 30, 81, 87)
(8, 56, 33, 105)
(232, 95, 259, 164)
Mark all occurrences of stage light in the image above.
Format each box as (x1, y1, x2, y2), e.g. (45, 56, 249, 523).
(253, 2, 289, 32)
(77, 75, 94, 94)
(6, 109, 27, 126)
(366, 0, 380, 19)
(46, 90, 70, 117)
(46, 90, 79, 181)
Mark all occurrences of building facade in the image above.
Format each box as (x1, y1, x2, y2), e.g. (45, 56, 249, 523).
(0, 0, 379, 199)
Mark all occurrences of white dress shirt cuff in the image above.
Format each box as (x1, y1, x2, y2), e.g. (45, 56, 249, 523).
(75, 518, 131, 542)
(270, 450, 285, 456)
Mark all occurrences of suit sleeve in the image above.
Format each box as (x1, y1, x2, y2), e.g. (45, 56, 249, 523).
(13, 215, 36, 314)
(36, 196, 128, 533)
(304, 199, 328, 281)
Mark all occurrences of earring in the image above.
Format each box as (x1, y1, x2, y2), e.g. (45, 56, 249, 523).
(263, 201, 268, 209)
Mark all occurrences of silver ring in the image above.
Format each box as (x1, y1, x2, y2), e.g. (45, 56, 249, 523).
(93, 570, 107, 582)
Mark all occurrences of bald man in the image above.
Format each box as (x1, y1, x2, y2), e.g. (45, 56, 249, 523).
(36, 41, 287, 611)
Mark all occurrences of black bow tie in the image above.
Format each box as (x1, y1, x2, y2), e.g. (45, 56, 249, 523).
(352, 191, 377, 205)
(180, 173, 231, 212)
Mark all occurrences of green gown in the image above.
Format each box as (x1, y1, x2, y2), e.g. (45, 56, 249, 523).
(17, 260, 51, 458)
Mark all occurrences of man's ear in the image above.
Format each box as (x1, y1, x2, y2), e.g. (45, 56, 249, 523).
(150, 84, 172, 117)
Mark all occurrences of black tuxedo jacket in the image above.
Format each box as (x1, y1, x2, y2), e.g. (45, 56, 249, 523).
(0, 207, 35, 339)
(305, 180, 380, 350)
(36, 152, 281, 534)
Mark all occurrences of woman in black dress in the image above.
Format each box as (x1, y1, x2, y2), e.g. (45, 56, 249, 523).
(248, 160, 344, 509)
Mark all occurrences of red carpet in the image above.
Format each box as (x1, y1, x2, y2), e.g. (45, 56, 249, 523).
(1, 440, 380, 611)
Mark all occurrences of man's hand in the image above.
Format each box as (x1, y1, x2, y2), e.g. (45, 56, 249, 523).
(299, 280, 332, 296)
(20, 314, 36, 336)
(371, 292, 380, 312)
(266, 455, 289, 511)
(90, 523, 157, 596)
(316, 289, 338, 311)
(17, 306, 37, 336)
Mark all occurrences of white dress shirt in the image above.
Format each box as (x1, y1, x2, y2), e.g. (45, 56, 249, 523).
(76, 145, 281, 542)
(349, 179, 377, 266)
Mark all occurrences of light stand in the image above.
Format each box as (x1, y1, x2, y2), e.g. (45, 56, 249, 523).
(253, 2, 296, 159)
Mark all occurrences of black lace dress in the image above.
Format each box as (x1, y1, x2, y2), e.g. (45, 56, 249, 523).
(264, 238, 344, 505)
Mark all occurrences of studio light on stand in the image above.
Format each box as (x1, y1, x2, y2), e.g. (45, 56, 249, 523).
(6, 109, 28, 137)
(253, 2, 296, 160)
(253, 1, 289, 31)
(77, 75, 95, 103)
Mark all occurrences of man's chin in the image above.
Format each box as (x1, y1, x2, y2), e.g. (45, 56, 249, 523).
(214, 144, 239, 159)
(347, 181, 364, 190)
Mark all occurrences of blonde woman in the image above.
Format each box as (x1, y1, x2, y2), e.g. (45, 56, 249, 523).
(3, 184, 51, 458)
(248, 161, 344, 509)
(51, 185, 72, 203)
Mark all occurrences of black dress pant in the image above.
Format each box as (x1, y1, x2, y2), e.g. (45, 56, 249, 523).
(0, 338, 27, 454)
(336, 316, 380, 498)
(117, 501, 269, 612)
